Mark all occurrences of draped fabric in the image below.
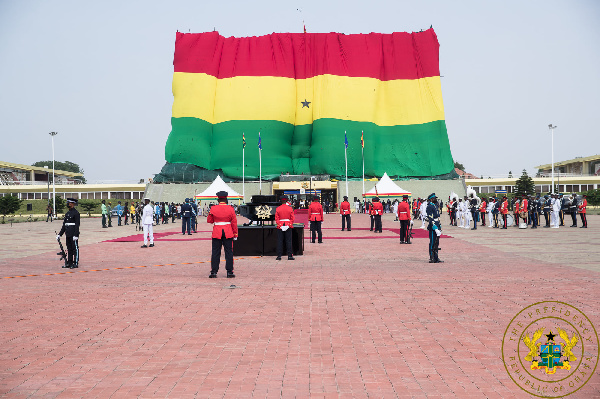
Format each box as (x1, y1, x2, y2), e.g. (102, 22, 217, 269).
(165, 29, 454, 180)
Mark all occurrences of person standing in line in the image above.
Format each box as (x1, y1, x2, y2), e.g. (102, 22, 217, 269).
(101, 200, 108, 228)
(500, 196, 509, 229)
(552, 194, 561, 228)
(372, 197, 384, 233)
(340, 196, 352, 231)
(191, 200, 198, 233)
(115, 201, 123, 226)
(57, 198, 80, 269)
(569, 194, 578, 227)
(123, 202, 129, 225)
(392, 199, 399, 221)
(308, 195, 324, 244)
(559, 193, 567, 226)
(106, 202, 113, 227)
(513, 197, 520, 228)
(579, 195, 587, 228)
(398, 195, 411, 244)
(207, 191, 237, 278)
(479, 197, 487, 227)
(141, 198, 155, 248)
(275, 195, 295, 260)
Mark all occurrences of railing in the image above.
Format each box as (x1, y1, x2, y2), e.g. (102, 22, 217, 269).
(0, 180, 80, 186)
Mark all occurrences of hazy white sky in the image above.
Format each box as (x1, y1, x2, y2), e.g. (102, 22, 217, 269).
(1, 0, 599, 182)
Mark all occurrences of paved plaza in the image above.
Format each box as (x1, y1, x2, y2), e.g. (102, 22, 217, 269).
(1, 213, 599, 398)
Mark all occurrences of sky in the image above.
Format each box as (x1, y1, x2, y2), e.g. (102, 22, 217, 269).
(0, 0, 599, 183)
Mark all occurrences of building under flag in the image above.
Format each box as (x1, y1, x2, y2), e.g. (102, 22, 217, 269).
(154, 29, 455, 184)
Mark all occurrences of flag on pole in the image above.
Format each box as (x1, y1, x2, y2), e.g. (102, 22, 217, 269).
(258, 132, 262, 149)
(243, 132, 246, 148)
(360, 131, 364, 148)
(344, 132, 348, 149)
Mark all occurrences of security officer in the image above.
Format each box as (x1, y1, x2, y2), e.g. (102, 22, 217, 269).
(340, 195, 352, 231)
(425, 193, 442, 263)
(372, 197, 384, 233)
(275, 195, 295, 260)
(569, 194, 578, 227)
(559, 193, 568, 226)
(191, 199, 198, 232)
(397, 194, 411, 244)
(469, 194, 478, 230)
(181, 198, 193, 235)
(531, 195, 540, 229)
(308, 195, 324, 243)
(57, 198, 80, 268)
(542, 195, 551, 227)
(207, 191, 238, 278)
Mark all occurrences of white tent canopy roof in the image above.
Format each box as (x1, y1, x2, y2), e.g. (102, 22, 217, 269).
(363, 172, 411, 197)
(194, 176, 243, 200)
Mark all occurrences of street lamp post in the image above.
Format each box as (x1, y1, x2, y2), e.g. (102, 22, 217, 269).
(548, 125, 557, 194)
(49, 132, 58, 219)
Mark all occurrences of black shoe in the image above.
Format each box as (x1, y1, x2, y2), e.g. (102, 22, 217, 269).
(471, 228, 477, 230)
(400, 241, 405, 244)
(341, 229, 345, 231)
(435, 259, 444, 263)
(62, 263, 71, 268)
(429, 259, 435, 263)
(188, 233, 192, 235)
(347, 229, 351, 231)
(227, 272, 235, 278)
(370, 229, 373, 231)
(149, 243, 154, 247)
(70, 264, 78, 269)
(141, 244, 148, 248)
(406, 241, 411, 244)
(102, 226, 108, 228)
(501, 227, 507, 229)
(570, 225, 577, 228)
(209, 273, 217, 278)
(318, 241, 323, 244)
(311, 241, 315, 243)
(288, 256, 295, 260)
(276, 256, 282, 260)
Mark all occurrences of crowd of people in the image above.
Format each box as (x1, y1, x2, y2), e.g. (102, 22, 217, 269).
(444, 193, 588, 229)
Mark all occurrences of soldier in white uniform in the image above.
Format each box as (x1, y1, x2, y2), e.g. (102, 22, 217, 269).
(419, 200, 428, 229)
(141, 197, 155, 248)
(551, 194, 561, 228)
(487, 198, 495, 228)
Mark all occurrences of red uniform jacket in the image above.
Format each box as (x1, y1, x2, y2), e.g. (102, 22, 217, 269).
(479, 200, 486, 213)
(372, 202, 384, 215)
(500, 200, 508, 215)
(308, 201, 324, 221)
(275, 204, 295, 229)
(514, 202, 520, 213)
(207, 203, 238, 239)
(340, 201, 351, 215)
(579, 199, 587, 214)
(397, 201, 410, 220)
(520, 199, 528, 214)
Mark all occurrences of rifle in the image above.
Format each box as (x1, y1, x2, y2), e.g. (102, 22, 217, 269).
(55, 231, 67, 264)
(406, 220, 414, 244)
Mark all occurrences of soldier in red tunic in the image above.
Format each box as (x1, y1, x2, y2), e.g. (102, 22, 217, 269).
(340, 196, 352, 231)
(207, 191, 238, 278)
(397, 194, 411, 243)
(372, 197, 384, 233)
(275, 195, 295, 260)
(308, 195, 324, 243)
(500, 196, 509, 229)
(579, 195, 587, 228)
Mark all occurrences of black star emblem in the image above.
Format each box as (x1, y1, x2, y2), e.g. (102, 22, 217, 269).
(301, 99, 311, 108)
(546, 331, 556, 341)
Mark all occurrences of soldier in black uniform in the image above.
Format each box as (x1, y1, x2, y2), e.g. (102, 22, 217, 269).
(569, 194, 578, 227)
(543, 195, 551, 227)
(425, 193, 442, 263)
(469, 194, 478, 230)
(181, 198, 193, 235)
(57, 198, 81, 268)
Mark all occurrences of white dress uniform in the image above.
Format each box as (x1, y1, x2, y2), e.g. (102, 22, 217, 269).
(420, 201, 428, 229)
(487, 201, 494, 228)
(552, 197, 561, 228)
(142, 202, 155, 245)
(464, 200, 472, 228)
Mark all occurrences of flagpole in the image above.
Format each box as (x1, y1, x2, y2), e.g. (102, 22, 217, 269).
(259, 148, 262, 195)
(362, 135, 365, 197)
(242, 138, 245, 202)
(345, 131, 348, 198)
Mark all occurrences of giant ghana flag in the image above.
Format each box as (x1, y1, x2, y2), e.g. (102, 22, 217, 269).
(164, 29, 454, 180)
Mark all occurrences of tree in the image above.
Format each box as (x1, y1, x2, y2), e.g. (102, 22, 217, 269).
(0, 195, 22, 217)
(32, 160, 86, 183)
(78, 200, 97, 216)
(454, 161, 465, 171)
(515, 169, 535, 196)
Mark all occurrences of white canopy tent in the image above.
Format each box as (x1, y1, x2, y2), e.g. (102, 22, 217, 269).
(194, 176, 243, 201)
(363, 172, 411, 198)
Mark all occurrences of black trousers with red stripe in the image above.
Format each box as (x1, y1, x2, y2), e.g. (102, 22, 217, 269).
(211, 231, 233, 274)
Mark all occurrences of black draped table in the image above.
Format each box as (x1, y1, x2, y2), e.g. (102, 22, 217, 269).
(232, 224, 304, 256)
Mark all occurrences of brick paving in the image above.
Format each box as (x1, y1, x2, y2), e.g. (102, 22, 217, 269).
(0, 214, 599, 398)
